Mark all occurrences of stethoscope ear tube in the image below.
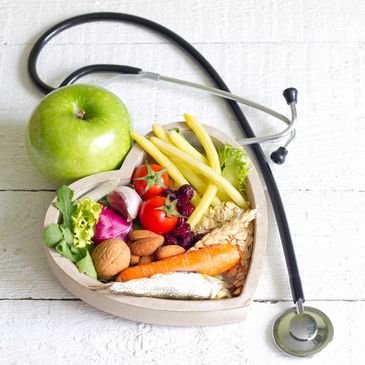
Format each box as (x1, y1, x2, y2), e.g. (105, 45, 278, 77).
(97, 71, 299, 159)
(59, 64, 142, 88)
(27, 12, 305, 304)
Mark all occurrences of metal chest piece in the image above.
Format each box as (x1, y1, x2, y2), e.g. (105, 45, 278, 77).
(272, 300, 334, 357)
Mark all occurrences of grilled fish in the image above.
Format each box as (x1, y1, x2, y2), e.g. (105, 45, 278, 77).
(92, 272, 231, 300)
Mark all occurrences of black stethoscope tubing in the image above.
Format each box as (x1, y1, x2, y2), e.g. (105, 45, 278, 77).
(27, 12, 304, 304)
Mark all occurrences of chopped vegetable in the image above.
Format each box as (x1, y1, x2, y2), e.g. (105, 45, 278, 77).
(130, 131, 200, 206)
(131, 161, 169, 199)
(116, 244, 241, 281)
(107, 185, 142, 221)
(218, 144, 251, 196)
(150, 136, 248, 209)
(93, 205, 132, 244)
(71, 198, 102, 248)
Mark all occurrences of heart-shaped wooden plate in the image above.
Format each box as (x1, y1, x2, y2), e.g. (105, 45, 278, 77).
(44, 122, 267, 325)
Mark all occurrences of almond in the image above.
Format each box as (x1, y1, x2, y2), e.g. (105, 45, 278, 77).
(130, 254, 140, 266)
(128, 230, 158, 241)
(155, 245, 186, 260)
(129, 235, 164, 256)
(138, 254, 154, 265)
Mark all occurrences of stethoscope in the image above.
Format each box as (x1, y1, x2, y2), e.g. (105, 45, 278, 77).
(27, 12, 333, 356)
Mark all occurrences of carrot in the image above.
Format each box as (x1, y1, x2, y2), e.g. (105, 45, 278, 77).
(116, 244, 240, 282)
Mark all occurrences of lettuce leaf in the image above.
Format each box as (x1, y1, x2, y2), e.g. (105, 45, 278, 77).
(76, 247, 97, 279)
(43, 186, 98, 279)
(43, 223, 64, 248)
(71, 198, 102, 248)
(55, 185, 75, 230)
(56, 239, 81, 263)
(218, 144, 251, 197)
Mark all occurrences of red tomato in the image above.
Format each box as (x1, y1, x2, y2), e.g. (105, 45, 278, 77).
(139, 196, 181, 234)
(132, 162, 169, 200)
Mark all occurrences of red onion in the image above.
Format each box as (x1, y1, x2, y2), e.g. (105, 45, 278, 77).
(93, 205, 132, 244)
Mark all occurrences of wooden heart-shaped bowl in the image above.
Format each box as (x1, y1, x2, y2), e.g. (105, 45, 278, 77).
(44, 122, 267, 326)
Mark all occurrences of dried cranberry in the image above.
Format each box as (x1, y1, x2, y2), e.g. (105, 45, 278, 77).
(162, 188, 177, 200)
(176, 217, 185, 228)
(179, 231, 196, 250)
(177, 202, 194, 217)
(164, 234, 178, 246)
(171, 222, 191, 237)
(176, 184, 194, 203)
(191, 233, 204, 244)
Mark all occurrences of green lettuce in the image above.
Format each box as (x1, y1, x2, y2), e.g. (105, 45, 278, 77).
(218, 144, 251, 197)
(42, 185, 98, 279)
(71, 198, 102, 248)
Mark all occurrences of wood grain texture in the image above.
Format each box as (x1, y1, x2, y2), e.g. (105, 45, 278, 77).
(0, 0, 364, 362)
(1, 0, 365, 44)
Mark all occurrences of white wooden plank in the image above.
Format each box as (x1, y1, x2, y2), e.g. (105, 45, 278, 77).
(0, 190, 363, 300)
(0, 299, 362, 365)
(1, 0, 365, 45)
(0, 0, 364, 362)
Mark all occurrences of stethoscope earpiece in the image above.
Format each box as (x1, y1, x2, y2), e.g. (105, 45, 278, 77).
(270, 147, 288, 164)
(283, 87, 298, 105)
(270, 88, 298, 164)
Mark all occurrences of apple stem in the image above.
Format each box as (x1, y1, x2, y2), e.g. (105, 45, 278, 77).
(76, 110, 86, 119)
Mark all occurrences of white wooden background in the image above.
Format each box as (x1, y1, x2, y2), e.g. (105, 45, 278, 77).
(0, 0, 364, 363)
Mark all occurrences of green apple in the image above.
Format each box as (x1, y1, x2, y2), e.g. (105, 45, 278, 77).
(26, 84, 132, 185)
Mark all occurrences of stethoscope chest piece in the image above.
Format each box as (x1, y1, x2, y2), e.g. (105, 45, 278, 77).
(272, 305, 334, 357)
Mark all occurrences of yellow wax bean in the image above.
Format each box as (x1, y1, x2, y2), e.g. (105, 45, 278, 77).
(169, 130, 207, 164)
(152, 123, 170, 143)
(150, 136, 248, 209)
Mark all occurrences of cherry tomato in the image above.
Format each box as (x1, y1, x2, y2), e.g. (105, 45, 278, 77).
(138, 196, 182, 234)
(132, 161, 169, 200)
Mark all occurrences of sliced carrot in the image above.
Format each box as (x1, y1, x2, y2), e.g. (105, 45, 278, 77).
(116, 244, 240, 282)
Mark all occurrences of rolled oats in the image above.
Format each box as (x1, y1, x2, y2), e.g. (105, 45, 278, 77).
(191, 207, 256, 297)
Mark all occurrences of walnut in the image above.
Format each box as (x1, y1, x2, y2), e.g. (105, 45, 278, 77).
(91, 239, 131, 279)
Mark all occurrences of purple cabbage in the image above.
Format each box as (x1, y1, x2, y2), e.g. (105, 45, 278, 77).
(93, 205, 132, 244)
